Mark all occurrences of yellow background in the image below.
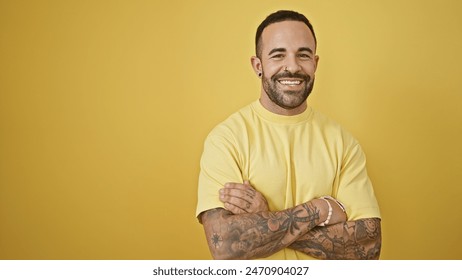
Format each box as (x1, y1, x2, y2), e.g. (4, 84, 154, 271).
(1, 0, 461, 259)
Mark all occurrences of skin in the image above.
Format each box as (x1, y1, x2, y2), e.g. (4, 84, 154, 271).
(200, 20, 382, 259)
(251, 20, 319, 116)
(200, 197, 346, 260)
(218, 182, 381, 260)
(219, 181, 269, 214)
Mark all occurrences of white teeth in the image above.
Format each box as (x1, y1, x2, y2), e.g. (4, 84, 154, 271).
(279, 80, 301, 85)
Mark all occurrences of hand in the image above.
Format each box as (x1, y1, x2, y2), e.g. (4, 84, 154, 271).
(219, 181, 269, 214)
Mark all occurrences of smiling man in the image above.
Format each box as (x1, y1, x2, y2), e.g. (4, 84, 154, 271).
(196, 10, 382, 260)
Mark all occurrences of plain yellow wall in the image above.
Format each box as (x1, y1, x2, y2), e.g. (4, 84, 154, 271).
(1, 0, 461, 259)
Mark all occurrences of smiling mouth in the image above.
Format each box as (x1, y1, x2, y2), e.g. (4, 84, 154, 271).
(278, 79, 303, 86)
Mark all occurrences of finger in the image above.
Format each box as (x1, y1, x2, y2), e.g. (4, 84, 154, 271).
(225, 182, 256, 192)
(220, 190, 254, 213)
(223, 202, 247, 215)
(243, 181, 257, 193)
(224, 183, 257, 200)
(221, 186, 254, 197)
(220, 194, 251, 209)
(221, 188, 255, 201)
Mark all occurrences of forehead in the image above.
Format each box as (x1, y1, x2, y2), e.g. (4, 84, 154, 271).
(260, 21, 316, 53)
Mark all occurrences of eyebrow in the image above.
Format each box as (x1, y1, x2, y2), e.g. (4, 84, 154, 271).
(298, 47, 314, 54)
(267, 47, 314, 56)
(268, 48, 286, 56)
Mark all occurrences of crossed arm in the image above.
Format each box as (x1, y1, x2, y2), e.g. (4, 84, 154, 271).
(200, 182, 381, 260)
(288, 218, 382, 259)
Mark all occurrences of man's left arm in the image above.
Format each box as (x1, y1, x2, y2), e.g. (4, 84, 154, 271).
(288, 218, 381, 259)
(220, 182, 381, 260)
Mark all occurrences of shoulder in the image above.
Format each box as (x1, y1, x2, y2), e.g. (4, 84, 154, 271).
(206, 103, 254, 140)
(200, 104, 254, 168)
(310, 108, 359, 147)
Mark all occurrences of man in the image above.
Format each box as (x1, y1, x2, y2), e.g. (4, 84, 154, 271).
(196, 10, 381, 260)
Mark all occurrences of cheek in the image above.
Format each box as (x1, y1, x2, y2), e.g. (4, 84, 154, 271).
(306, 61, 317, 74)
(262, 63, 282, 77)
(302, 61, 317, 74)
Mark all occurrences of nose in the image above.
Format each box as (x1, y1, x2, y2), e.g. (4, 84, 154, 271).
(284, 55, 301, 73)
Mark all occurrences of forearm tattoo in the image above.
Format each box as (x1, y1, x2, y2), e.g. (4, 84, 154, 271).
(289, 218, 382, 259)
(201, 202, 321, 260)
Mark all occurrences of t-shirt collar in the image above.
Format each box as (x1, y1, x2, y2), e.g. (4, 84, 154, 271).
(251, 99, 313, 124)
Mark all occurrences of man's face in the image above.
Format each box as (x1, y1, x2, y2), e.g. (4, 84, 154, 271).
(259, 21, 318, 111)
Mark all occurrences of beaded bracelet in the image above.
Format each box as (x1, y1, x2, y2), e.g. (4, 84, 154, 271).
(322, 195, 347, 215)
(318, 198, 332, 226)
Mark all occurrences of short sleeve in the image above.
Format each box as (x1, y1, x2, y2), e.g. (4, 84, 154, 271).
(195, 126, 243, 219)
(336, 142, 381, 220)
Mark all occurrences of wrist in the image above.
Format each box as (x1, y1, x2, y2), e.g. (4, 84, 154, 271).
(310, 199, 329, 225)
(318, 198, 332, 226)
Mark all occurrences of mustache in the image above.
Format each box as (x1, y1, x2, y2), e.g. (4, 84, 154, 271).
(271, 72, 311, 82)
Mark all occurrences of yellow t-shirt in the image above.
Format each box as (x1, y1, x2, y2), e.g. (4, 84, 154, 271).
(196, 100, 381, 260)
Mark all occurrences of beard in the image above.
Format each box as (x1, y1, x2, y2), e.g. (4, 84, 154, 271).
(262, 71, 315, 110)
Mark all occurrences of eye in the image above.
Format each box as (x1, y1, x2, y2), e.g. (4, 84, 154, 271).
(298, 53, 312, 60)
(270, 54, 284, 60)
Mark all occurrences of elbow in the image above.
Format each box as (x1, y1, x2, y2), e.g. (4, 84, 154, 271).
(210, 251, 237, 260)
(202, 208, 249, 260)
(369, 236, 382, 260)
(208, 246, 227, 260)
(348, 218, 382, 260)
(208, 240, 247, 260)
(207, 234, 252, 260)
(360, 217, 382, 260)
(349, 237, 381, 260)
(370, 219, 382, 259)
(364, 228, 382, 260)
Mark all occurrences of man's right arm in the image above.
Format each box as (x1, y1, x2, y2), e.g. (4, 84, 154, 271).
(200, 199, 328, 260)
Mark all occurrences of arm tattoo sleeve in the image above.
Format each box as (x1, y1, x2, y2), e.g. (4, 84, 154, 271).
(201, 201, 323, 260)
(289, 218, 382, 259)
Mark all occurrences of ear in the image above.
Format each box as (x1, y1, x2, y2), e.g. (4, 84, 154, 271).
(314, 55, 320, 72)
(250, 56, 262, 77)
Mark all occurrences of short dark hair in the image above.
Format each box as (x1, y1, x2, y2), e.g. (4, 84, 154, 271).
(255, 10, 317, 58)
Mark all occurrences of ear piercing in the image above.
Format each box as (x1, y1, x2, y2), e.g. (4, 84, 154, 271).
(258, 73, 262, 77)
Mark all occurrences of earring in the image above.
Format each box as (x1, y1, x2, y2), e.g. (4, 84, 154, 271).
(258, 73, 262, 77)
